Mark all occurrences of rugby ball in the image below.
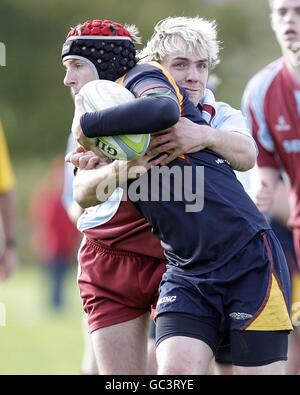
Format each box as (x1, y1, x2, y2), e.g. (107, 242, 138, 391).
(79, 80, 150, 160)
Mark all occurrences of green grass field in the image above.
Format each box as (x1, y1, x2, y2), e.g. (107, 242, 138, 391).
(0, 157, 85, 374)
(0, 264, 84, 374)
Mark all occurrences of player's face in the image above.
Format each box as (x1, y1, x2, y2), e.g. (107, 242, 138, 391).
(162, 54, 209, 106)
(63, 59, 97, 96)
(270, 0, 300, 52)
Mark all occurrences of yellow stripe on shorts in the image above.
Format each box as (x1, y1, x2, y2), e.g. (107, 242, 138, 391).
(246, 273, 293, 331)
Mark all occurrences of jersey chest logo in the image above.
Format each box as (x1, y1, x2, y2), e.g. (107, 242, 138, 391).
(274, 115, 291, 132)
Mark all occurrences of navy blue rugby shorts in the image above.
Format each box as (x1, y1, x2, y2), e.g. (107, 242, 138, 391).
(155, 230, 293, 366)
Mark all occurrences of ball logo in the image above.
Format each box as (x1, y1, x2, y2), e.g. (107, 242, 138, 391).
(97, 140, 118, 157)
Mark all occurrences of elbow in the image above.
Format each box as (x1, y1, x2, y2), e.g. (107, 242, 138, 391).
(237, 143, 257, 171)
(248, 149, 257, 170)
(157, 97, 180, 129)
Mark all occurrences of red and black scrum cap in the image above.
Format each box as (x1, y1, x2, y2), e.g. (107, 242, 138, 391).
(62, 19, 138, 80)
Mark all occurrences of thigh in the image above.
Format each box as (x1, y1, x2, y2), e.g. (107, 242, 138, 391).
(156, 312, 219, 374)
(156, 312, 220, 353)
(214, 342, 232, 365)
(230, 329, 289, 368)
(92, 313, 150, 374)
(155, 271, 224, 359)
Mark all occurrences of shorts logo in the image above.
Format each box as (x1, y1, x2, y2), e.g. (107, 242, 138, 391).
(229, 312, 252, 320)
(157, 295, 176, 305)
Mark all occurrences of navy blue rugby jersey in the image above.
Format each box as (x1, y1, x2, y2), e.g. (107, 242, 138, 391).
(122, 63, 270, 274)
(130, 150, 270, 275)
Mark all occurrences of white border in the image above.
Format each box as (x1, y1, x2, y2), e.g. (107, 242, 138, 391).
(66, 35, 131, 42)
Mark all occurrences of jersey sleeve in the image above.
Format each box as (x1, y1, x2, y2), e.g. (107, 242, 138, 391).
(212, 102, 250, 135)
(0, 121, 15, 193)
(242, 77, 280, 170)
(123, 62, 182, 105)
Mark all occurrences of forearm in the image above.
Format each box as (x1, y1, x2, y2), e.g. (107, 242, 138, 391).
(249, 166, 281, 214)
(0, 189, 16, 244)
(72, 150, 164, 208)
(74, 163, 114, 208)
(81, 96, 179, 138)
(207, 127, 257, 171)
(73, 161, 128, 208)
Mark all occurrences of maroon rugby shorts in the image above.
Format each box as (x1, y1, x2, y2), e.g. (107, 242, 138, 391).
(78, 237, 166, 333)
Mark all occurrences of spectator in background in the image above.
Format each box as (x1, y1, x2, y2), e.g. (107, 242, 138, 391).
(0, 120, 17, 281)
(28, 155, 80, 309)
(242, 0, 300, 374)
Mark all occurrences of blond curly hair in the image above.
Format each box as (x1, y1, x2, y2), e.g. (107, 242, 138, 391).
(138, 16, 221, 69)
